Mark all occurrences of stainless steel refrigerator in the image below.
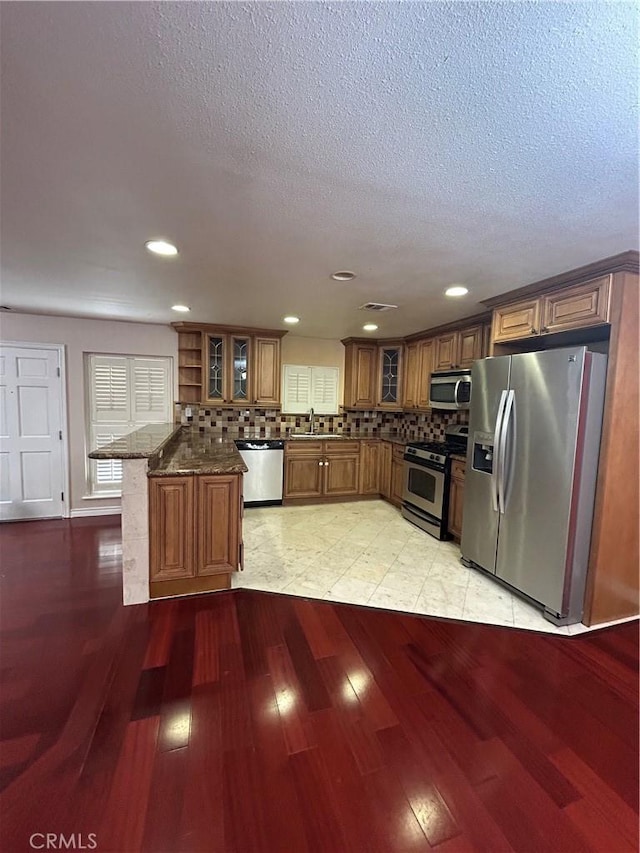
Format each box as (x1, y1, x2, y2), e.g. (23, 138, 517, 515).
(460, 347, 607, 625)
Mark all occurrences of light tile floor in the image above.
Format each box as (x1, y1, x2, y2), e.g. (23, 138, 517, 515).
(234, 500, 637, 636)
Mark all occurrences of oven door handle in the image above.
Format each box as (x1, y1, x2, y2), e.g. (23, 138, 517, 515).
(492, 390, 508, 513)
(403, 458, 445, 472)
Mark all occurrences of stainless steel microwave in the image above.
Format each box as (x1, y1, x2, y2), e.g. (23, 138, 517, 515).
(429, 369, 472, 410)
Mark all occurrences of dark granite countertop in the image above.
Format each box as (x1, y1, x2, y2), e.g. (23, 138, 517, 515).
(200, 430, 410, 445)
(89, 426, 415, 472)
(88, 423, 181, 459)
(149, 433, 247, 477)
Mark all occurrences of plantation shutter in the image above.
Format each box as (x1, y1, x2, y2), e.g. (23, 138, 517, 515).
(132, 359, 172, 422)
(282, 365, 339, 414)
(310, 367, 339, 414)
(87, 354, 173, 495)
(282, 365, 312, 413)
(90, 356, 129, 423)
(90, 427, 129, 490)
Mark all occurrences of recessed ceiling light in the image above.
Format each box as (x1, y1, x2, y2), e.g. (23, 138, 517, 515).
(445, 285, 469, 297)
(145, 239, 179, 256)
(283, 316, 300, 324)
(331, 271, 356, 281)
(363, 323, 378, 332)
(171, 304, 190, 313)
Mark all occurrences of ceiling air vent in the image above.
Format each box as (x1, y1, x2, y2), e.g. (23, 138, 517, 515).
(359, 302, 398, 312)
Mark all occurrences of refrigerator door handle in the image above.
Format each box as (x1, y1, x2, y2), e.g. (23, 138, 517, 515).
(492, 390, 508, 512)
(497, 390, 515, 514)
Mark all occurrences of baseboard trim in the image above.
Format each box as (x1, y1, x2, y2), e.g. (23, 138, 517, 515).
(70, 507, 122, 518)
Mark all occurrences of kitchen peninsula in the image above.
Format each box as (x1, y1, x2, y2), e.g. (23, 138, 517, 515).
(91, 425, 413, 605)
(89, 424, 247, 604)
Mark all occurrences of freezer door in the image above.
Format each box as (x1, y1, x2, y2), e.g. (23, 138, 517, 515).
(495, 348, 587, 612)
(460, 356, 511, 573)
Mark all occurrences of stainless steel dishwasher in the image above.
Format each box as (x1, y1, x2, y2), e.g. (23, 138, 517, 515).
(234, 439, 284, 507)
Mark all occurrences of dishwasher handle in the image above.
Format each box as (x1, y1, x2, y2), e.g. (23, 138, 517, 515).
(234, 439, 285, 450)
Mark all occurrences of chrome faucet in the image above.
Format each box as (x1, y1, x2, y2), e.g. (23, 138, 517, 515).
(308, 407, 315, 434)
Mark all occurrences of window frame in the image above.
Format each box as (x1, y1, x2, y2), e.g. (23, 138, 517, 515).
(282, 364, 340, 415)
(85, 353, 173, 497)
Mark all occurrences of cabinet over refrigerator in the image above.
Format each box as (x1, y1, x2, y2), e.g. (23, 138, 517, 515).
(461, 347, 606, 625)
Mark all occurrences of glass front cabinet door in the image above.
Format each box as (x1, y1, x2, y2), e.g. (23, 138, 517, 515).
(206, 334, 227, 403)
(378, 345, 403, 409)
(205, 334, 252, 404)
(229, 336, 251, 404)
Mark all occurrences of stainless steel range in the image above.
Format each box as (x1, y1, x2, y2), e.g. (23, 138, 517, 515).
(402, 425, 468, 539)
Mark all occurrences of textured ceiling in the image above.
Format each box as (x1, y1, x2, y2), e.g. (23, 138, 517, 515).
(1, 1, 638, 338)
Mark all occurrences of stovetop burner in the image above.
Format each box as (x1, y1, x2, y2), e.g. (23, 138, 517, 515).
(407, 424, 469, 458)
(408, 440, 449, 454)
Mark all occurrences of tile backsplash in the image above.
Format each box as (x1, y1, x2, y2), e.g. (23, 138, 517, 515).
(176, 404, 468, 442)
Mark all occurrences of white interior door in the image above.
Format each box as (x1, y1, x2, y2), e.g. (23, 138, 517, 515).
(0, 345, 65, 521)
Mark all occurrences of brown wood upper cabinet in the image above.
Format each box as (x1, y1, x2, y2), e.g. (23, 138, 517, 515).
(403, 337, 433, 411)
(402, 341, 420, 409)
(492, 276, 611, 344)
(252, 336, 281, 406)
(377, 343, 403, 409)
(416, 339, 434, 408)
(433, 325, 483, 371)
(541, 276, 611, 334)
(204, 333, 251, 405)
(343, 342, 377, 408)
(173, 323, 286, 406)
(343, 340, 404, 409)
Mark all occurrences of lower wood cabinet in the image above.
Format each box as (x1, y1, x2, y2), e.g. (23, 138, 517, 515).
(359, 440, 380, 494)
(284, 440, 361, 499)
(378, 441, 404, 507)
(149, 473, 242, 598)
(196, 476, 240, 575)
(448, 458, 466, 540)
(283, 438, 407, 506)
(324, 453, 360, 496)
(284, 452, 325, 498)
(379, 441, 392, 500)
(390, 446, 405, 507)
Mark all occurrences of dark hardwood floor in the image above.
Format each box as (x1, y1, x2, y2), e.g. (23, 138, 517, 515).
(0, 517, 638, 852)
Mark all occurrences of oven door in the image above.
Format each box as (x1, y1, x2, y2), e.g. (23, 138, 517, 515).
(403, 458, 446, 519)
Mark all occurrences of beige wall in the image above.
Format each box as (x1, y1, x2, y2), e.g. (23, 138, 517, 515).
(281, 335, 345, 403)
(1, 312, 177, 514)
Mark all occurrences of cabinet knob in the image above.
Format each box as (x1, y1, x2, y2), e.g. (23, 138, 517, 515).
(530, 326, 536, 334)
(540, 326, 548, 333)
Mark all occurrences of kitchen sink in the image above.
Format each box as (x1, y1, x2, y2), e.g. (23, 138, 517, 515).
(289, 433, 344, 439)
